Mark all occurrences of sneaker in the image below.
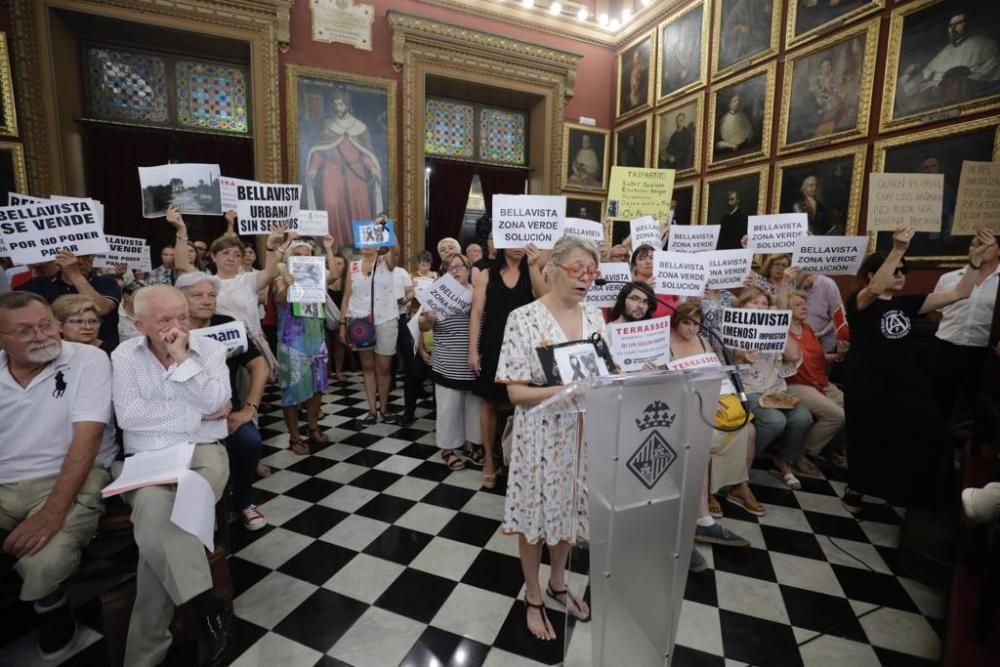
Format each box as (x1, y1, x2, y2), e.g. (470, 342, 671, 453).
(197, 603, 232, 667)
(359, 412, 378, 427)
(842, 490, 863, 516)
(694, 523, 750, 548)
(380, 412, 401, 425)
(240, 505, 267, 532)
(689, 547, 707, 573)
(37, 602, 77, 662)
(962, 482, 1000, 525)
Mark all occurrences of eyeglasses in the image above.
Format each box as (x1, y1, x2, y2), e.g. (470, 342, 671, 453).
(65, 318, 100, 327)
(557, 263, 601, 280)
(893, 266, 908, 276)
(448, 264, 469, 274)
(0, 320, 61, 343)
(625, 294, 649, 306)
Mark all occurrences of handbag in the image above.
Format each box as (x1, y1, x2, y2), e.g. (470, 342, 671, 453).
(715, 393, 750, 430)
(346, 260, 378, 349)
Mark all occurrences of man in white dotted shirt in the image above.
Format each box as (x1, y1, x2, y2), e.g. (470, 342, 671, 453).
(111, 285, 232, 667)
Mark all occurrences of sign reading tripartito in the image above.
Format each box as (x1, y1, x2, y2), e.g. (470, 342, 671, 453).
(953, 161, 1000, 236)
(791, 236, 869, 275)
(415, 273, 472, 321)
(607, 167, 675, 221)
(867, 173, 944, 232)
(352, 219, 397, 248)
(0, 199, 109, 264)
(93, 235, 153, 273)
(492, 194, 566, 249)
(702, 249, 754, 290)
(721, 308, 791, 352)
(561, 218, 604, 243)
(234, 183, 302, 235)
(668, 224, 720, 253)
(585, 262, 631, 308)
(652, 251, 707, 297)
(747, 213, 808, 253)
(607, 316, 671, 373)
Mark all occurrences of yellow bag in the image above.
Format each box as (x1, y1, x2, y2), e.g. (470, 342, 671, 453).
(715, 394, 750, 430)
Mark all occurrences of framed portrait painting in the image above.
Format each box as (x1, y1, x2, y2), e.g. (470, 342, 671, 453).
(871, 117, 1000, 262)
(617, 30, 655, 119)
(0, 34, 15, 137)
(654, 94, 703, 179)
(882, 0, 1000, 131)
(787, 0, 884, 49)
(657, 2, 709, 103)
(0, 141, 27, 205)
(614, 115, 651, 169)
(565, 195, 606, 223)
(772, 145, 867, 237)
(778, 19, 879, 153)
(707, 62, 775, 169)
(562, 124, 609, 193)
(670, 180, 700, 226)
(286, 66, 396, 245)
(702, 165, 769, 250)
(711, 0, 781, 80)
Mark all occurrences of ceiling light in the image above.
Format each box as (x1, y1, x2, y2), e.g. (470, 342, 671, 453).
(609, 18, 620, 30)
(598, 13, 609, 26)
(622, 8, 632, 22)
(521, 0, 534, 8)
(576, 7, 588, 21)
(549, 2, 561, 15)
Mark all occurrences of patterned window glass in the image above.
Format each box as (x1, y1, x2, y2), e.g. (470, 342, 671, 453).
(479, 107, 526, 165)
(425, 98, 475, 158)
(87, 47, 169, 124)
(176, 61, 249, 133)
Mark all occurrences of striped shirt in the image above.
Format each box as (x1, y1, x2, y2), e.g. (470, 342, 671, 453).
(432, 312, 475, 390)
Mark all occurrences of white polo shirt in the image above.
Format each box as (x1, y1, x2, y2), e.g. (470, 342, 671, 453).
(934, 265, 1000, 348)
(0, 342, 117, 484)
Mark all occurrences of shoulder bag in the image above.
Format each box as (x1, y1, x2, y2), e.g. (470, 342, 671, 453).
(346, 260, 378, 349)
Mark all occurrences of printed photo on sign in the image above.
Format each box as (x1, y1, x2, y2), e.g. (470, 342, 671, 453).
(553, 342, 610, 384)
(93, 235, 153, 273)
(867, 173, 944, 232)
(747, 213, 808, 252)
(235, 183, 303, 235)
(702, 249, 754, 289)
(721, 307, 791, 352)
(296, 209, 330, 237)
(0, 199, 108, 264)
(416, 273, 472, 321)
(791, 236, 869, 275)
(585, 262, 631, 308)
(668, 224, 720, 253)
(352, 219, 396, 248)
(138, 163, 222, 218)
(630, 216, 663, 250)
(608, 316, 671, 373)
(190, 320, 248, 357)
(287, 255, 327, 304)
(561, 218, 604, 243)
(492, 194, 566, 249)
(653, 251, 707, 297)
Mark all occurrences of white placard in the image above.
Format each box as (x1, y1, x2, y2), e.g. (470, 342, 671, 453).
(287, 255, 327, 304)
(867, 173, 944, 232)
(747, 213, 809, 253)
(791, 236, 869, 275)
(234, 182, 303, 235)
(652, 251, 707, 297)
(721, 308, 791, 352)
(562, 217, 604, 243)
(701, 249, 755, 290)
(415, 272, 473, 321)
(668, 225, 721, 253)
(953, 161, 1000, 236)
(297, 209, 329, 237)
(630, 215, 662, 249)
(103, 442, 195, 497)
(50, 196, 105, 228)
(220, 176, 255, 212)
(585, 263, 632, 308)
(607, 316, 671, 373)
(0, 200, 109, 264)
(138, 163, 223, 218)
(407, 308, 422, 355)
(8, 193, 47, 206)
(492, 194, 566, 249)
(93, 235, 152, 273)
(666, 352, 737, 395)
(190, 320, 248, 357)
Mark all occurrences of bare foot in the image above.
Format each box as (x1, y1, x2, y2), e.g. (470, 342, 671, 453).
(525, 597, 556, 640)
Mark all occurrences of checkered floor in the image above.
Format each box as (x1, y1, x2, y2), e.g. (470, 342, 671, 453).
(1, 373, 948, 666)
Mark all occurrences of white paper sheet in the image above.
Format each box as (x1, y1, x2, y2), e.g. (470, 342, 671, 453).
(102, 443, 195, 498)
(171, 469, 216, 551)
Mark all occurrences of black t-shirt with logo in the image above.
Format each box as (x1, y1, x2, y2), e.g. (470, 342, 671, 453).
(845, 292, 926, 363)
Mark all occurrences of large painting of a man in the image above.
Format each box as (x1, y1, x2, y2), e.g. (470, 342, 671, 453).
(563, 124, 609, 192)
(775, 147, 866, 237)
(617, 33, 653, 118)
(789, 0, 881, 46)
(709, 64, 773, 167)
(704, 169, 766, 250)
(715, 0, 777, 74)
(655, 96, 701, 176)
(658, 3, 706, 101)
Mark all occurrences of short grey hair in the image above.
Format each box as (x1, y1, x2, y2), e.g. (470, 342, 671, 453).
(133, 285, 187, 318)
(544, 235, 600, 282)
(174, 271, 222, 293)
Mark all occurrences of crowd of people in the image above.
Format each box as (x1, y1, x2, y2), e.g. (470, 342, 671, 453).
(1, 204, 998, 659)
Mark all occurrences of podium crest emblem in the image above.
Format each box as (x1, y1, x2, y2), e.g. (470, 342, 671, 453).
(627, 401, 678, 489)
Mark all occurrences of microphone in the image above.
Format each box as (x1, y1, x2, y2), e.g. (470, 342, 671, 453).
(594, 278, 750, 429)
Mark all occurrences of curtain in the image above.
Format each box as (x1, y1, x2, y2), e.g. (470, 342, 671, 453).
(426, 159, 475, 266)
(478, 165, 528, 218)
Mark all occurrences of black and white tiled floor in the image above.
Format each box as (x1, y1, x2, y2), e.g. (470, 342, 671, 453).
(1, 374, 947, 666)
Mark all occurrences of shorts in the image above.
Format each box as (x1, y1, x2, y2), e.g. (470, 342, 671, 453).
(371, 319, 398, 356)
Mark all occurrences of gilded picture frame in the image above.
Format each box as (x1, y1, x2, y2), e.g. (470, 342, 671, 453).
(0, 140, 27, 202)
(285, 66, 397, 245)
(869, 116, 1000, 264)
(787, 0, 884, 49)
(654, 93, 703, 180)
(564, 194, 610, 242)
(657, 1, 710, 104)
(562, 123, 610, 193)
(613, 114, 652, 169)
(702, 164, 770, 250)
(670, 179, 700, 227)
(0, 34, 18, 137)
(778, 19, 880, 155)
(616, 29, 656, 120)
(707, 62, 776, 170)
(881, 0, 1000, 132)
(772, 145, 867, 237)
(711, 0, 782, 81)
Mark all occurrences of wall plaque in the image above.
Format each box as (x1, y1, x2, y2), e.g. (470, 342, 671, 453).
(311, 0, 374, 51)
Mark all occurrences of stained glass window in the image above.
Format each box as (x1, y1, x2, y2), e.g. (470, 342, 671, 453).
(87, 47, 169, 124)
(479, 107, 526, 165)
(176, 61, 249, 133)
(425, 98, 475, 158)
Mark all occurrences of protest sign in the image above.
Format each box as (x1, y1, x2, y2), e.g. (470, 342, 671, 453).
(296, 209, 329, 237)
(8, 193, 47, 206)
(702, 249, 755, 290)
(720, 308, 791, 352)
(668, 224, 720, 253)
(747, 213, 808, 253)
(953, 161, 1000, 236)
(0, 199, 108, 264)
(352, 219, 397, 248)
(791, 236, 868, 275)
(416, 273, 472, 321)
(220, 176, 255, 212)
(666, 352, 737, 395)
(138, 163, 223, 217)
(630, 216, 663, 250)
(492, 194, 566, 249)
(867, 173, 944, 232)
(607, 316, 671, 373)
(562, 217, 604, 243)
(93, 235, 152, 273)
(585, 262, 631, 307)
(234, 183, 302, 235)
(287, 255, 327, 304)
(652, 251, 707, 297)
(190, 320, 248, 356)
(607, 167, 675, 221)
(50, 196, 105, 228)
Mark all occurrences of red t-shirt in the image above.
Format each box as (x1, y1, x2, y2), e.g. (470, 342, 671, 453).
(788, 322, 828, 390)
(652, 293, 679, 319)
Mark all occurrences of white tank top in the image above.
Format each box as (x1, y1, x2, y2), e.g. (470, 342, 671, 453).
(347, 258, 398, 325)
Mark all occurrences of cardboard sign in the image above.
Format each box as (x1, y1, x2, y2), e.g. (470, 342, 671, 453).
(492, 194, 566, 249)
(138, 163, 223, 218)
(234, 183, 302, 235)
(416, 272, 473, 321)
(652, 251, 707, 297)
(702, 249, 755, 290)
(352, 219, 397, 248)
(296, 209, 329, 237)
(720, 308, 791, 352)
(867, 173, 944, 232)
(953, 161, 1000, 236)
(630, 216, 663, 250)
(668, 224, 721, 253)
(93, 235, 153, 273)
(791, 235, 869, 275)
(287, 255, 327, 304)
(585, 262, 631, 308)
(607, 316, 671, 373)
(562, 217, 604, 243)
(190, 320, 248, 357)
(0, 199, 109, 264)
(607, 167, 675, 221)
(747, 213, 809, 253)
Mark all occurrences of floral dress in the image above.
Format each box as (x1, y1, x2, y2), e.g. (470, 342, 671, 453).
(277, 303, 329, 407)
(496, 300, 608, 545)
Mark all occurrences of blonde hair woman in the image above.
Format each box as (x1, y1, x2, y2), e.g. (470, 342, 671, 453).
(52, 295, 103, 349)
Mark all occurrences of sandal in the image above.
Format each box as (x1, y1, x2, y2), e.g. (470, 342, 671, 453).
(726, 486, 766, 516)
(289, 438, 310, 456)
(441, 449, 465, 470)
(794, 456, 821, 478)
(524, 598, 555, 641)
(461, 443, 486, 467)
(770, 469, 802, 490)
(481, 472, 497, 490)
(708, 494, 723, 519)
(308, 427, 330, 445)
(546, 583, 591, 622)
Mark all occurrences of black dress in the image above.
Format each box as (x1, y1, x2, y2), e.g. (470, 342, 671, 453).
(473, 259, 534, 402)
(843, 293, 951, 507)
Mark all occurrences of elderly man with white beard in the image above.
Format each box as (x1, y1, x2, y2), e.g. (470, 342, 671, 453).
(0, 291, 117, 661)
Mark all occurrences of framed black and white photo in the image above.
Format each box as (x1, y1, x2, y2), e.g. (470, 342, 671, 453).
(707, 63, 775, 169)
(654, 94, 702, 179)
(617, 30, 655, 119)
(562, 123, 610, 193)
(712, 0, 781, 80)
(657, 2, 709, 103)
(772, 145, 867, 237)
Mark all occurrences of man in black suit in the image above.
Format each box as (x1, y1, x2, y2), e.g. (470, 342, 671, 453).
(717, 191, 749, 250)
